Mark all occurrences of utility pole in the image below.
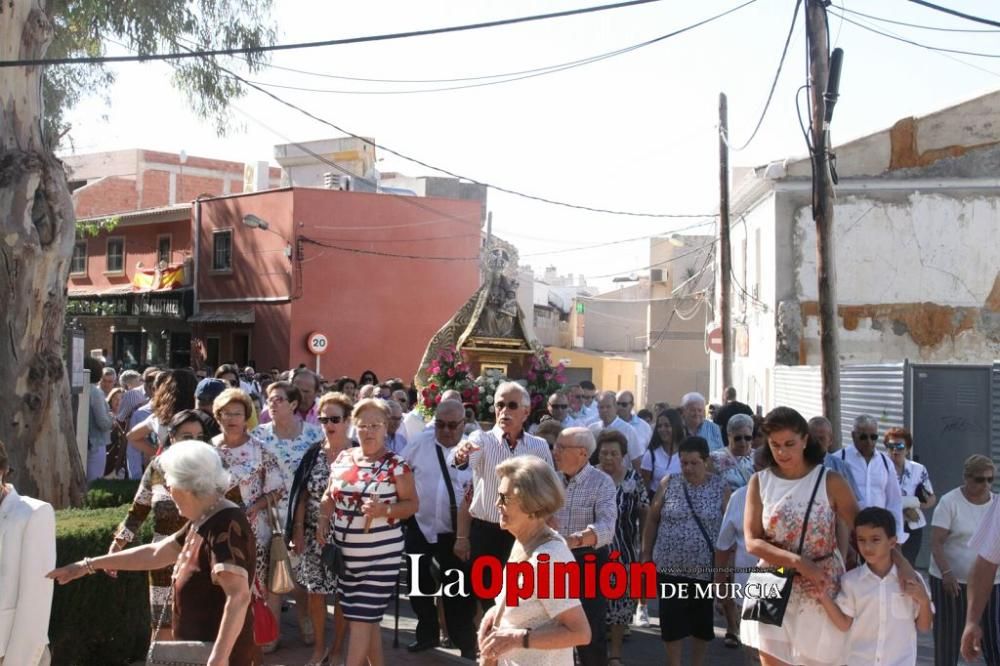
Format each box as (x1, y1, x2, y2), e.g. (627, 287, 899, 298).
(718, 92, 733, 396)
(805, 0, 843, 443)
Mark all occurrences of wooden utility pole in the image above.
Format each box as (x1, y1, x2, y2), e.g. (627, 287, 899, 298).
(718, 92, 733, 395)
(805, 0, 842, 443)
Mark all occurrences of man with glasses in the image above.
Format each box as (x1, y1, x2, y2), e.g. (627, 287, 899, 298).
(839, 414, 906, 545)
(400, 400, 476, 658)
(450, 382, 553, 611)
(616, 390, 652, 450)
(588, 391, 642, 470)
(809, 415, 861, 499)
(552, 427, 616, 666)
(565, 384, 586, 424)
(543, 390, 581, 428)
(385, 400, 408, 454)
(579, 380, 599, 422)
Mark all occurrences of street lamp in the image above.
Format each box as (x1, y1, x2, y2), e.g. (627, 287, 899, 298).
(241, 214, 291, 259)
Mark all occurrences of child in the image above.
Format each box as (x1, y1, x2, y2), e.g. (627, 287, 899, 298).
(811, 507, 933, 666)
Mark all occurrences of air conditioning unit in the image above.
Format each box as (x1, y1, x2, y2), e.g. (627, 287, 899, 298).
(323, 172, 352, 191)
(650, 268, 665, 283)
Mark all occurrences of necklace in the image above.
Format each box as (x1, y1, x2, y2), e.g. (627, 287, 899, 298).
(192, 497, 227, 529)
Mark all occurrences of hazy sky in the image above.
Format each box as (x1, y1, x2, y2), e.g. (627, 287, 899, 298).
(60, 0, 1000, 290)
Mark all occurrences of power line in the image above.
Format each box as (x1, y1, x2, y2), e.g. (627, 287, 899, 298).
(723, 0, 801, 152)
(299, 236, 478, 261)
(0, 0, 669, 68)
(245, 0, 759, 96)
(584, 238, 716, 280)
(905, 0, 1000, 30)
(837, 5, 1000, 33)
(832, 11, 1000, 59)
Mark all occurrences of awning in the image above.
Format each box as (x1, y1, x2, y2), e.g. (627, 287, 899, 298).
(188, 308, 256, 324)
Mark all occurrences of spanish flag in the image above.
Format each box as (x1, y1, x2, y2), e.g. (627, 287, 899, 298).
(132, 264, 184, 291)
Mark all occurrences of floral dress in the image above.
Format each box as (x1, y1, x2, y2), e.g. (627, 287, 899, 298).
(710, 448, 754, 491)
(294, 449, 337, 595)
(740, 465, 847, 666)
(325, 449, 412, 622)
(252, 421, 324, 524)
(652, 473, 726, 582)
(607, 469, 649, 625)
(213, 436, 286, 595)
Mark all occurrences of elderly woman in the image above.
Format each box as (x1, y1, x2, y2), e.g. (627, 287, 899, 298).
(212, 388, 286, 652)
(0, 439, 55, 665)
(289, 392, 353, 666)
(640, 409, 684, 497)
(534, 418, 564, 452)
(710, 413, 755, 491)
(317, 398, 417, 666)
(104, 386, 129, 478)
(596, 429, 649, 665)
(478, 455, 592, 665)
(885, 426, 936, 564)
(110, 409, 221, 638)
(50, 440, 260, 665)
(642, 436, 729, 666)
(930, 454, 1000, 666)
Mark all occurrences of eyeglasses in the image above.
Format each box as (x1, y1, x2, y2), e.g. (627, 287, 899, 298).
(355, 423, 386, 432)
(886, 442, 907, 450)
(731, 435, 753, 442)
(553, 443, 586, 452)
(550, 404, 569, 410)
(856, 433, 879, 442)
(434, 419, 464, 431)
(617, 402, 633, 408)
(318, 416, 344, 425)
(973, 476, 995, 484)
(494, 400, 521, 411)
(497, 492, 513, 507)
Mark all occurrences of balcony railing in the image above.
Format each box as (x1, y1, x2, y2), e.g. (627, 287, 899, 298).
(67, 289, 194, 319)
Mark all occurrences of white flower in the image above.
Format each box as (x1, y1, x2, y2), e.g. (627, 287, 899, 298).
(489, 405, 496, 413)
(486, 395, 494, 403)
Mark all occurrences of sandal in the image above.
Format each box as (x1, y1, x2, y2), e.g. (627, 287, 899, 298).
(724, 632, 741, 649)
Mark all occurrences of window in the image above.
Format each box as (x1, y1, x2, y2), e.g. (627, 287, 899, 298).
(70, 240, 87, 275)
(157, 235, 172, 266)
(212, 230, 232, 272)
(106, 237, 124, 273)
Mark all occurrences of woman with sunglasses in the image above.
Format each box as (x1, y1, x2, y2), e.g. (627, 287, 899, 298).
(710, 413, 756, 492)
(885, 427, 936, 564)
(289, 392, 353, 666)
(109, 409, 219, 639)
(929, 454, 1000, 665)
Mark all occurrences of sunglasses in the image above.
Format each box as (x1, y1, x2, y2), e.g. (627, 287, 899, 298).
(550, 404, 569, 410)
(494, 400, 521, 411)
(886, 442, 907, 450)
(617, 402, 633, 408)
(856, 433, 879, 442)
(318, 416, 344, 425)
(973, 476, 995, 484)
(434, 419, 464, 431)
(731, 435, 753, 442)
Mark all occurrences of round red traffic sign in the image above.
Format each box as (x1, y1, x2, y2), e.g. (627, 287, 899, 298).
(307, 332, 329, 355)
(707, 327, 723, 354)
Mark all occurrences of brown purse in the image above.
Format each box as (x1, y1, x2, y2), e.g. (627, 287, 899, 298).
(266, 494, 295, 594)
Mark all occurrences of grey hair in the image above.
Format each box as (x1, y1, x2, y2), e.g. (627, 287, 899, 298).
(808, 416, 832, 429)
(681, 392, 706, 407)
(158, 440, 231, 497)
(562, 427, 597, 456)
(495, 381, 530, 404)
(101, 367, 117, 379)
(727, 413, 755, 434)
(853, 414, 879, 431)
(119, 369, 142, 388)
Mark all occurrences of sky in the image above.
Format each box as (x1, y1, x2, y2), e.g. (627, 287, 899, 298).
(59, 0, 1000, 292)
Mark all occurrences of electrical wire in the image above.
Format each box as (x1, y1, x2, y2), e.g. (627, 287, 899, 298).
(583, 238, 716, 280)
(836, 5, 1000, 33)
(904, 0, 1000, 30)
(299, 235, 478, 261)
(0, 0, 669, 68)
(245, 0, 759, 96)
(831, 11, 1000, 59)
(722, 0, 801, 152)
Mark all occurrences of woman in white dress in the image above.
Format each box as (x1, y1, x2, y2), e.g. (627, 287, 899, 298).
(741, 407, 858, 666)
(885, 427, 936, 564)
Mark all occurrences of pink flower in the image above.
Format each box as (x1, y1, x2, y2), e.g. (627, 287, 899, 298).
(527, 370, 537, 381)
(447, 368, 456, 377)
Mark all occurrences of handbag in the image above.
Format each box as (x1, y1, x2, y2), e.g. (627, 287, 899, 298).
(146, 587, 213, 665)
(252, 583, 279, 646)
(741, 467, 826, 627)
(321, 455, 391, 578)
(265, 494, 295, 595)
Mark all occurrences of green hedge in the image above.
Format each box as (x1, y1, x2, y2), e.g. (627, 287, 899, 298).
(50, 505, 153, 666)
(83, 479, 140, 509)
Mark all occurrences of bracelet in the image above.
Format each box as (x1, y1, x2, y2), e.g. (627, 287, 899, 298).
(456, 536, 470, 541)
(523, 628, 531, 649)
(82, 557, 96, 575)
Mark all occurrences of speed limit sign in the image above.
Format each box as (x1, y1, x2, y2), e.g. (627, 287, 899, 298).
(307, 332, 329, 355)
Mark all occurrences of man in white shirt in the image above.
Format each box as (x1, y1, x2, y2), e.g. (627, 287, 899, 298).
(837, 414, 906, 545)
(385, 400, 408, 454)
(587, 391, 642, 469)
(545, 390, 581, 428)
(401, 400, 475, 658)
(616, 390, 652, 449)
(579, 380, 599, 422)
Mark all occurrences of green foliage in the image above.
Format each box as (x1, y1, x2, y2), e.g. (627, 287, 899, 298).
(41, 0, 276, 148)
(50, 506, 154, 666)
(83, 478, 140, 508)
(75, 215, 120, 238)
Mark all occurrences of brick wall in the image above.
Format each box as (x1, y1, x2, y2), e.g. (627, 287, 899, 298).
(74, 177, 139, 218)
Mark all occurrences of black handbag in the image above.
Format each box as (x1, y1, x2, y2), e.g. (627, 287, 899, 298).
(741, 467, 825, 627)
(321, 455, 391, 578)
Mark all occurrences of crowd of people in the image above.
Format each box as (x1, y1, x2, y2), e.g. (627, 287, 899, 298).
(3, 361, 999, 665)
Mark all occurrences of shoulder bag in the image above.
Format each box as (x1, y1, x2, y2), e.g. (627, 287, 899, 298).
(741, 467, 825, 627)
(682, 481, 717, 555)
(266, 494, 295, 595)
(321, 454, 391, 578)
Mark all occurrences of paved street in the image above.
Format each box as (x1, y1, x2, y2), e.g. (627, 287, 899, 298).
(264, 588, 944, 666)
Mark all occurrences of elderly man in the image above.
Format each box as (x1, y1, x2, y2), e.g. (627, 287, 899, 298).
(579, 380, 599, 422)
(566, 384, 586, 424)
(385, 400, 408, 454)
(837, 415, 906, 545)
(587, 391, 642, 469)
(552, 427, 617, 666)
(809, 416, 860, 499)
(616, 390, 652, 448)
(401, 400, 476, 658)
(543, 390, 580, 428)
(392, 389, 410, 411)
(117, 367, 159, 480)
(680, 392, 724, 451)
(450, 381, 553, 611)
(99, 366, 117, 396)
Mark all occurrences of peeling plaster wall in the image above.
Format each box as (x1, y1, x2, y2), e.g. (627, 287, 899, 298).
(794, 193, 1000, 363)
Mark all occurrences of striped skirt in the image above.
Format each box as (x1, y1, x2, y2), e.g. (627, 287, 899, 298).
(929, 574, 1000, 666)
(335, 522, 404, 623)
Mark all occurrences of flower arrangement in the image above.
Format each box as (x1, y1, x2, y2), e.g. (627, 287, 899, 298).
(473, 369, 507, 422)
(524, 351, 568, 415)
(418, 346, 479, 417)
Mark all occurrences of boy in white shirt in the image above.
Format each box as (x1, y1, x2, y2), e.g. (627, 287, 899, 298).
(811, 507, 933, 666)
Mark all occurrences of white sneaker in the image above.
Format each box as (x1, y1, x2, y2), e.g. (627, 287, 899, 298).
(634, 604, 650, 628)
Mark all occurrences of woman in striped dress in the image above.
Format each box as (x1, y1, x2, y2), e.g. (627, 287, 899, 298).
(318, 398, 417, 666)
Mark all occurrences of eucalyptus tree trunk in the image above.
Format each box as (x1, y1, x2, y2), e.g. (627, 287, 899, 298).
(0, 0, 86, 506)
